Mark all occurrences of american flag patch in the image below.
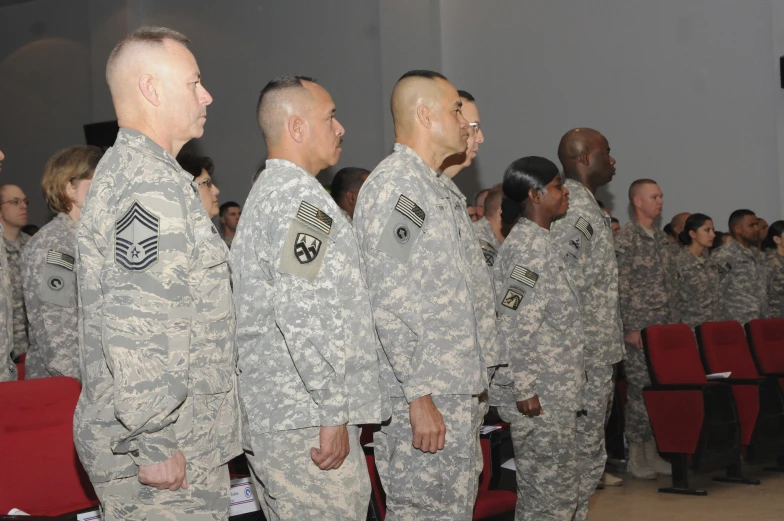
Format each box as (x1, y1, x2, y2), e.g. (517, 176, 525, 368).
(575, 217, 593, 240)
(511, 265, 538, 288)
(46, 250, 74, 271)
(395, 195, 426, 228)
(296, 201, 332, 235)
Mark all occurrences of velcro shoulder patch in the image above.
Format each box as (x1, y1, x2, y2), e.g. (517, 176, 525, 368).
(46, 250, 74, 271)
(296, 201, 332, 235)
(575, 216, 593, 240)
(510, 265, 539, 288)
(395, 194, 426, 228)
(480, 241, 497, 267)
(115, 201, 159, 272)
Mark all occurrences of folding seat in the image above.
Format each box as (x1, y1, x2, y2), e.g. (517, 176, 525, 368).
(15, 352, 25, 380)
(746, 318, 784, 396)
(698, 320, 784, 470)
(473, 427, 516, 520)
(0, 377, 98, 516)
(642, 323, 748, 495)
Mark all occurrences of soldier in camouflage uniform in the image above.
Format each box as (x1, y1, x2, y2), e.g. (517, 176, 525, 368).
(473, 188, 504, 268)
(672, 213, 721, 329)
(0, 148, 17, 382)
(75, 27, 244, 520)
(22, 146, 102, 382)
(491, 156, 585, 521)
(712, 210, 768, 324)
(0, 184, 31, 359)
(550, 128, 625, 515)
(761, 220, 784, 317)
(354, 70, 488, 521)
(615, 179, 678, 479)
(232, 76, 389, 521)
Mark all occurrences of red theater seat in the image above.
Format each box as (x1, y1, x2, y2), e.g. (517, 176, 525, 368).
(642, 324, 746, 495)
(473, 432, 516, 520)
(0, 377, 98, 516)
(698, 321, 784, 469)
(746, 318, 784, 395)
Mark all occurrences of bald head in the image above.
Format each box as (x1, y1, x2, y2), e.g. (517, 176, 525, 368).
(391, 70, 450, 135)
(557, 128, 602, 166)
(670, 212, 691, 235)
(557, 127, 616, 190)
(256, 75, 318, 144)
(484, 187, 503, 218)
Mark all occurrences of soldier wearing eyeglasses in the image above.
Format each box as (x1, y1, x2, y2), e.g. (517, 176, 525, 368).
(0, 184, 31, 360)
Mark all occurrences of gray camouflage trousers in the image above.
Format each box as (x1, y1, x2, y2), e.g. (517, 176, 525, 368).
(374, 394, 486, 521)
(498, 405, 579, 521)
(94, 463, 230, 521)
(624, 344, 654, 442)
(574, 364, 614, 521)
(246, 425, 369, 521)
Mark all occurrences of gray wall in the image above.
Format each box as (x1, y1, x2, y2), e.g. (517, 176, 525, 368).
(1, 0, 783, 230)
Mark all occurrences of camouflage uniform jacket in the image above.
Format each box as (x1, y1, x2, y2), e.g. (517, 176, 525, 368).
(764, 250, 784, 318)
(354, 144, 487, 402)
(22, 213, 81, 381)
(490, 218, 585, 411)
(231, 159, 389, 434)
(75, 129, 244, 483)
(615, 221, 678, 334)
(440, 175, 503, 369)
(712, 239, 768, 324)
(472, 217, 500, 268)
(0, 223, 16, 382)
(5, 232, 30, 358)
(673, 247, 721, 329)
(550, 179, 624, 366)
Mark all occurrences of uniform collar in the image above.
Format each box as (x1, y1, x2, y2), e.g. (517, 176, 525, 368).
(440, 174, 466, 202)
(393, 143, 441, 179)
(55, 212, 77, 230)
(115, 128, 182, 174)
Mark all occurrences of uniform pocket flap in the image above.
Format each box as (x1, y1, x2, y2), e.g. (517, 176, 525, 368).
(190, 367, 234, 395)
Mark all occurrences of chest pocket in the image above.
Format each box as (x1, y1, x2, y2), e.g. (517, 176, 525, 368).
(543, 271, 580, 332)
(194, 234, 231, 320)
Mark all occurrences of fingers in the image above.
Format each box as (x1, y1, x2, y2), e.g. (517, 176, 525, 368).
(311, 445, 349, 470)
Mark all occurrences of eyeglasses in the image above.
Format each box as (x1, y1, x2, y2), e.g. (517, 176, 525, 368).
(196, 179, 213, 189)
(468, 122, 481, 135)
(0, 198, 29, 207)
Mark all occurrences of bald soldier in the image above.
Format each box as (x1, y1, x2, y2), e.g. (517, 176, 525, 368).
(549, 129, 625, 516)
(615, 179, 678, 480)
(354, 70, 489, 520)
(75, 27, 244, 520)
(670, 212, 691, 238)
(473, 188, 503, 267)
(0, 149, 17, 382)
(232, 76, 389, 521)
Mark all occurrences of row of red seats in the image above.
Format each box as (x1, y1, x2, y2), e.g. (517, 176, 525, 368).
(642, 318, 784, 496)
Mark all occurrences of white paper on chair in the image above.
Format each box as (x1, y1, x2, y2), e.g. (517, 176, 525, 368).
(230, 477, 261, 515)
(706, 372, 731, 380)
(501, 458, 516, 471)
(480, 425, 502, 435)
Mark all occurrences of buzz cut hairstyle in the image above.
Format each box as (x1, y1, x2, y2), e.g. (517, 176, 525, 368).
(255, 75, 318, 140)
(219, 201, 240, 217)
(106, 26, 189, 81)
(397, 70, 448, 82)
(457, 90, 475, 102)
(728, 209, 756, 230)
(331, 167, 370, 203)
(628, 178, 658, 201)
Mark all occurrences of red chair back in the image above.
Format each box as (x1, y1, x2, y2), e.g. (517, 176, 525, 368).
(0, 377, 98, 515)
(365, 453, 386, 520)
(746, 318, 784, 374)
(643, 324, 708, 385)
(15, 353, 25, 380)
(697, 321, 760, 378)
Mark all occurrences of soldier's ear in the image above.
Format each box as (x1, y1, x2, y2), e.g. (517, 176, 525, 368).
(139, 74, 160, 107)
(416, 104, 433, 130)
(288, 115, 305, 143)
(528, 188, 542, 205)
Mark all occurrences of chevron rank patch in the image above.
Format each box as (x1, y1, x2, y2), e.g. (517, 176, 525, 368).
(575, 217, 593, 240)
(115, 201, 159, 272)
(510, 265, 538, 288)
(395, 194, 426, 228)
(46, 250, 74, 271)
(296, 201, 332, 235)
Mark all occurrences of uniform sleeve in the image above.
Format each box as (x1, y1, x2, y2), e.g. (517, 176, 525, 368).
(494, 248, 548, 401)
(356, 177, 442, 403)
(615, 233, 636, 334)
(104, 180, 192, 466)
(22, 236, 79, 380)
(259, 196, 349, 426)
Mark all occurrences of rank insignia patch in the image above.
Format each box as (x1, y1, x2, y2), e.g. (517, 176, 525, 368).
(115, 201, 159, 272)
(294, 233, 322, 264)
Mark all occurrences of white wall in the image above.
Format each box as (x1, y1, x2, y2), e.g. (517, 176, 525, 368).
(441, 0, 781, 228)
(1, 0, 783, 230)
